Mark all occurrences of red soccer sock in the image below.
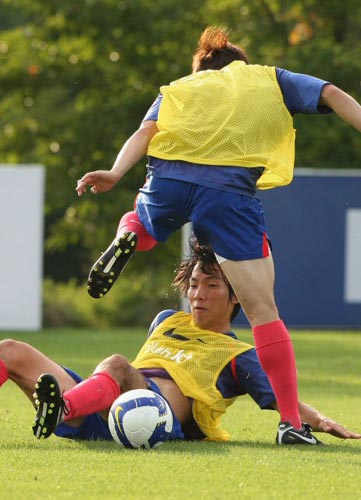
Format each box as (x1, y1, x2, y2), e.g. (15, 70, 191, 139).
(117, 211, 158, 251)
(0, 359, 8, 387)
(253, 320, 302, 429)
(63, 372, 121, 421)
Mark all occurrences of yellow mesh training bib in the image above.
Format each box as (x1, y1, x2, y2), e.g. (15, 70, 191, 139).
(147, 61, 296, 189)
(132, 311, 253, 441)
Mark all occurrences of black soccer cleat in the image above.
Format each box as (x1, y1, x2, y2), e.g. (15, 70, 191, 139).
(87, 231, 137, 299)
(32, 373, 68, 439)
(276, 421, 323, 446)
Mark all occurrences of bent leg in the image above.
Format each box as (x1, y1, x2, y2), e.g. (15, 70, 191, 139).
(0, 339, 77, 402)
(63, 354, 148, 421)
(117, 211, 158, 251)
(220, 257, 301, 429)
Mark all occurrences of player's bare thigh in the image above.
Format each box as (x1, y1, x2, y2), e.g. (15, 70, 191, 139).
(149, 377, 192, 425)
(0, 339, 78, 401)
(220, 254, 279, 326)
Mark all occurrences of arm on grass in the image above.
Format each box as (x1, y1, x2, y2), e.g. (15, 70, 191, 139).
(297, 401, 361, 439)
(271, 401, 361, 439)
(76, 120, 159, 196)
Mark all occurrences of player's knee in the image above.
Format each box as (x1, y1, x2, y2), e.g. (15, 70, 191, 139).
(244, 301, 279, 326)
(0, 339, 29, 371)
(96, 354, 131, 382)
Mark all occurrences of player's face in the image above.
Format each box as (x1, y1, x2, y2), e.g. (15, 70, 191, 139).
(187, 263, 238, 332)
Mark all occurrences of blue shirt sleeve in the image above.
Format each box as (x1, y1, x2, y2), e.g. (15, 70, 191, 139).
(142, 94, 163, 122)
(216, 347, 276, 410)
(147, 309, 177, 337)
(276, 68, 332, 115)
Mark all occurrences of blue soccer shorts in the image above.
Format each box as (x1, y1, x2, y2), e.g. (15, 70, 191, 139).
(54, 368, 184, 441)
(135, 175, 270, 261)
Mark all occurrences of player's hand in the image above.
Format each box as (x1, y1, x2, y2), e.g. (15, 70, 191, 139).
(319, 418, 361, 439)
(76, 170, 119, 196)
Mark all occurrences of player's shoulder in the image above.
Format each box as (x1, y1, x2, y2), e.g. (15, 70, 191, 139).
(147, 309, 178, 337)
(276, 67, 329, 88)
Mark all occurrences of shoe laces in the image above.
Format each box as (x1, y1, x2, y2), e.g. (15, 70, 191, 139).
(60, 394, 70, 418)
(301, 423, 313, 434)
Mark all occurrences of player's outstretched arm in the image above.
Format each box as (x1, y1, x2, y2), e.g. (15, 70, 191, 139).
(76, 120, 158, 196)
(271, 400, 361, 439)
(320, 84, 361, 132)
(297, 401, 361, 439)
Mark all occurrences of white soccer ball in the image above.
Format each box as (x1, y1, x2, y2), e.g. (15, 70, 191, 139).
(108, 388, 174, 449)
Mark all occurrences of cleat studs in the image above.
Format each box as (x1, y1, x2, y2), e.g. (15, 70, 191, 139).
(103, 288, 108, 292)
(108, 279, 113, 283)
(125, 249, 130, 254)
(110, 272, 114, 276)
(99, 260, 104, 265)
(99, 293, 104, 298)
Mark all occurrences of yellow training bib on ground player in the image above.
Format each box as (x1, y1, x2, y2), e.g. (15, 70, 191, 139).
(131, 311, 253, 441)
(147, 61, 296, 189)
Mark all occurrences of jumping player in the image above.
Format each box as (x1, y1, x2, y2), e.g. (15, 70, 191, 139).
(76, 27, 361, 444)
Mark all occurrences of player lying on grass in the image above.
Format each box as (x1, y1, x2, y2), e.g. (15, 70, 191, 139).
(0, 243, 360, 445)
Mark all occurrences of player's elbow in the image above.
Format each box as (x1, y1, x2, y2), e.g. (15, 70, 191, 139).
(139, 120, 159, 139)
(319, 83, 344, 109)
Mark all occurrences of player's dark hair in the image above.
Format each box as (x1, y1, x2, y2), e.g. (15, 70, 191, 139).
(173, 239, 241, 322)
(192, 26, 249, 73)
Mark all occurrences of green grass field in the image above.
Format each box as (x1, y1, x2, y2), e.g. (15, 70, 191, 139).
(0, 327, 360, 500)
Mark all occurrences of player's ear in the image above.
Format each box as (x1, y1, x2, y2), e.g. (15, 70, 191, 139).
(231, 295, 239, 306)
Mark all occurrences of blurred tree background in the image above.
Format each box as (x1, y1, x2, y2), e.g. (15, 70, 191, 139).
(0, 0, 360, 326)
